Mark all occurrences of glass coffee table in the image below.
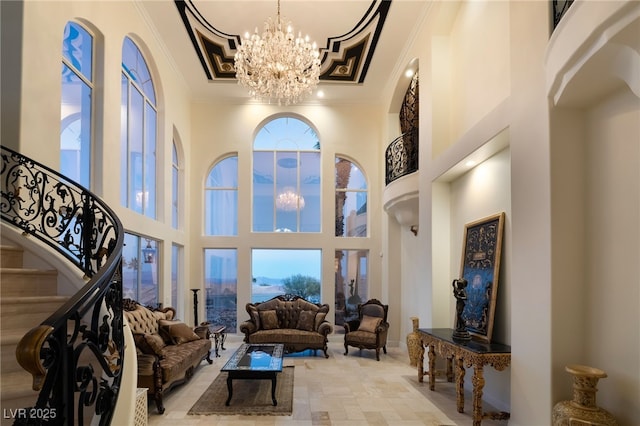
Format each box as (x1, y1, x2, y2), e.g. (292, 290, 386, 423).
(221, 343, 284, 406)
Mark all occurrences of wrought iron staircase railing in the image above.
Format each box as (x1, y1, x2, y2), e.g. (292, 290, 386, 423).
(385, 128, 419, 185)
(1, 145, 124, 426)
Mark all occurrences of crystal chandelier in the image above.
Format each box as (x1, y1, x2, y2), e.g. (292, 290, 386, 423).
(276, 187, 305, 211)
(234, 0, 321, 105)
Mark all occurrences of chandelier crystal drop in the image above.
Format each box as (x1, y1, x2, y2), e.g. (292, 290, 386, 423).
(234, 0, 321, 105)
(276, 187, 305, 211)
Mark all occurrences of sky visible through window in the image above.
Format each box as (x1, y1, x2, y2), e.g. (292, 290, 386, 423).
(252, 249, 321, 303)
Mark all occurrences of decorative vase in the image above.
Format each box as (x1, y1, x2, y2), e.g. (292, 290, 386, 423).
(406, 317, 421, 367)
(552, 364, 618, 425)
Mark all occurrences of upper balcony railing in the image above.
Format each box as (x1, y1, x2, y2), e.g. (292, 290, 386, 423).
(1, 145, 124, 426)
(385, 128, 419, 185)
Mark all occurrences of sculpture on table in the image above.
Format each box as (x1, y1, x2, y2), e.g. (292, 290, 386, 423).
(452, 278, 471, 341)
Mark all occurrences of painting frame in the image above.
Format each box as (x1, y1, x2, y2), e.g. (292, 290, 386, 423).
(457, 212, 505, 343)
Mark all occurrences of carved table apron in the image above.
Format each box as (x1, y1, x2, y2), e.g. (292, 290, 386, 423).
(417, 328, 511, 426)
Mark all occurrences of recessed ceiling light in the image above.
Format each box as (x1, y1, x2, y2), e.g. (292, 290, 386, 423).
(317, 90, 325, 98)
(405, 69, 414, 78)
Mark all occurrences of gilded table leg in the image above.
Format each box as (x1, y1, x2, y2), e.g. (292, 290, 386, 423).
(472, 365, 486, 426)
(446, 357, 454, 382)
(428, 345, 436, 391)
(418, 341, 425, 383)
(455, 357, 465, 413)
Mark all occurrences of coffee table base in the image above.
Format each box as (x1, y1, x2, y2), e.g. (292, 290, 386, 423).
(225, 370, 279, 406)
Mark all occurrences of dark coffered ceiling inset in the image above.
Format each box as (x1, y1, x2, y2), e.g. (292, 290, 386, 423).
(174, 0, 391, 84)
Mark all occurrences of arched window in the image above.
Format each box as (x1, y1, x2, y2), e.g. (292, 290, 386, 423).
(335, 157, 367, 237)
(61, 22, 93, 188)
(120, 36, 157, 218)
(252, 116, 320, 232)
(205, 156, 238, 236)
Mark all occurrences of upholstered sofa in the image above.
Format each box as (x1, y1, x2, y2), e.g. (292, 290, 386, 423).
(123, 299, 212, 414)
(239, 294, 334, 358)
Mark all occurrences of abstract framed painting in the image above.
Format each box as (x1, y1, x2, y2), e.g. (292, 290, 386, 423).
(458, 212, 505, 343)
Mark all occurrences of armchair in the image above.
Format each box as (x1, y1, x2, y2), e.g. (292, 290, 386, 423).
(343, 299, 389, 361)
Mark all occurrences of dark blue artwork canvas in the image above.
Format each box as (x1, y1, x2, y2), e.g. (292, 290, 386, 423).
(459, 213, 505, 342)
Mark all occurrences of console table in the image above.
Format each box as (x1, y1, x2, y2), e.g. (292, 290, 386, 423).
(418, 328, 511, 426)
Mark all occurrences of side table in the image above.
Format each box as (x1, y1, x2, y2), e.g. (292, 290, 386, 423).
(208, 325, 226, 357)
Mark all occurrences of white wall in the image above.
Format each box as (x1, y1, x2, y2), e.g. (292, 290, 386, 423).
(584, 90, 640, 421)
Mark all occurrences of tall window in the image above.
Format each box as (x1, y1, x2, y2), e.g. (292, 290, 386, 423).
(122, 233, 159, 307)
(61, 22, 93, 188)
(121, 37, 157, 218)
(172, 142, 180, 229)
(205, 156, 238, 235)
(334, 250, 369, 327)
(253, 116, 320, 232)
(252, 249, 321, 303)
(171, 244, 182, 313)
(204, 249, 237, 331)
(335, 157, 367, 237)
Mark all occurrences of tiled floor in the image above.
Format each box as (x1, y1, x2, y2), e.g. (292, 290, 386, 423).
(146, 335, 508, 425)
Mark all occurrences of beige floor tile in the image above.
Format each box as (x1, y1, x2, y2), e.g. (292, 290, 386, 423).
(145, 336, 508, 426)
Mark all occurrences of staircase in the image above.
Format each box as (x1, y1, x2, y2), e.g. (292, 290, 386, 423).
(0, 244, 67, 425)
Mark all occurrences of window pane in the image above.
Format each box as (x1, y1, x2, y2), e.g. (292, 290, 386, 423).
(204, 249, 237, 332)
(62, 22, 92, 81)
(122, 233, 158, 308)
(144, 102, 156, 218)
(300, 152, 321, 232)
(122, 233, 139, 301)
(172, 166, 178, 229)
(61, 22, 92, 188)
(252, 249, 321, 303)
(120, 73, 128, 207)
(205, 190, 238, 235)
(205, 156, 238, 236)
(122, 37, 156, 104)
(172, 143, 179, 229)
(140, 238, 158, 307)
(206, 157, 237, 187)
(253, 151, 274, 232)
(334, 250, 368, 328)
(254, 117, 319, 150)
(336, 158, 367, 237)
(129, 88, 144, 213)
(171, 244, 180, 312)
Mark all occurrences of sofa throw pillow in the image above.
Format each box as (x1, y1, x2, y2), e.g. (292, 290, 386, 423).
(159, 320, 201, 345)
(259, 310, 279, 330)
(144, 333, 167, 355)
(296, 310, 316, 331)
(358, 315, 382, 333)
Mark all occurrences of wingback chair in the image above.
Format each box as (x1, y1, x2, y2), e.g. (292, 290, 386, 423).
(343, 299, 389, 361)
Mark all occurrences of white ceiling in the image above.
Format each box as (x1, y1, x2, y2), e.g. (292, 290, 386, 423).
(137, 0, 429, 105)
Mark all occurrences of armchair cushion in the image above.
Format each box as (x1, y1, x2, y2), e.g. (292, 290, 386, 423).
(358, 315, 382, 333)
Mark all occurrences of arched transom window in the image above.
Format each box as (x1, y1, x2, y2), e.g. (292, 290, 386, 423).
(252, 116, 320, 232)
